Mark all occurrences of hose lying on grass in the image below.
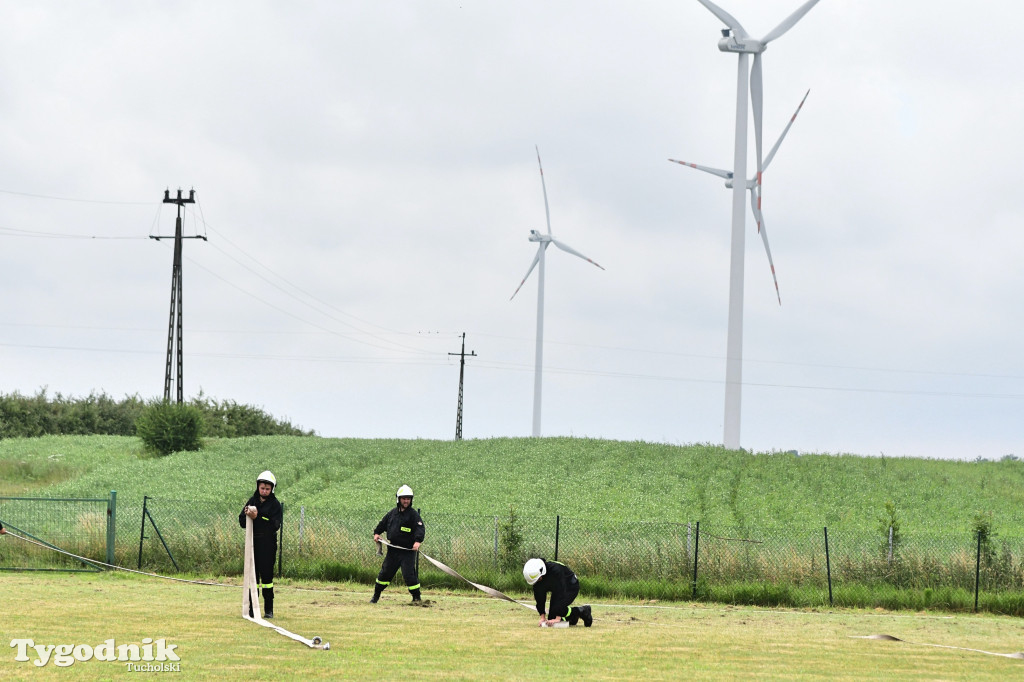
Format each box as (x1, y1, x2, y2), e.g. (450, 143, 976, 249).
(849, 634, 1024, 660)
(377, 538, 533, 611)
(3, 525, 329, 651)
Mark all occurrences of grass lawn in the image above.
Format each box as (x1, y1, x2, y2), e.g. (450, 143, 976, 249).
(1, 572, 1023, 680)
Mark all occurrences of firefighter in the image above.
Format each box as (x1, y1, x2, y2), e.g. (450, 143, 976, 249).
(239, 470, 282, 618)
(523, 558, 593, 627)
(370, 485, 425, 603)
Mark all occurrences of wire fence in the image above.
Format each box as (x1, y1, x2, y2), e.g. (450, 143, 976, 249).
(3, 495, 1024, 611)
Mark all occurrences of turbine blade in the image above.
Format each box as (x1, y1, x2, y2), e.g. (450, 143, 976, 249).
(535, 145, 552, 236)
(695, 0, 748, 38)
(550, 238, 605, 271)
(749, 188, 781, 305)
(751, 53, 765, 228)
(761, 0, 821, 44)
(668, 158, 732, 180)
(751, 53, 764, 183)
(763, 89, 810, 171)
(510, 246, 543, 300)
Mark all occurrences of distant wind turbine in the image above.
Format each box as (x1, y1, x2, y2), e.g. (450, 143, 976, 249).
(511, 146, 605, 438)
(670, 88, 810, 304)
(687, 0, 822, 451)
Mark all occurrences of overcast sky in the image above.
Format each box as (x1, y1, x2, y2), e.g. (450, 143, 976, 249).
(1, 1, 1021, 460)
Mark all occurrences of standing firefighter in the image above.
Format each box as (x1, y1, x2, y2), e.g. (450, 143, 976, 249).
(524, 558, 593, 627)
(239, 470, 283, 618)
(371, 485, 425, 603)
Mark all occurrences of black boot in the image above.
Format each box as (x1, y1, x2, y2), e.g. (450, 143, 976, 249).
(580, 604, 593, 627)
(567, 607, 581, 626)
(370, 584, 385, 603)
(410, 588, 422, 602)
(263, 588, 274, 619)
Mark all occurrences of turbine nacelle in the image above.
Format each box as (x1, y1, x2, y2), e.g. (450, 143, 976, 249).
(528, 229, 552, 243)
(718, 33, 765, 54)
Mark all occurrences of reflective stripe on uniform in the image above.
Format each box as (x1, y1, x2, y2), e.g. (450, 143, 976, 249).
(376, 579, 390, 586)
(400, 526, 411, 532)
(407, 583, 421, 590)
(258, 582, 274, 589)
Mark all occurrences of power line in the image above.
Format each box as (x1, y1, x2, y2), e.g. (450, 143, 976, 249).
(0, 226, 149, 240)
(0, 188, 153, 205)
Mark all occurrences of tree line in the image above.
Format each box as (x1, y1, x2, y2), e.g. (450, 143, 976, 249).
(0, 389, 313, 440)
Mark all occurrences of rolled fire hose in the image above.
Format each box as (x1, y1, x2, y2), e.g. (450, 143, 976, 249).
(243, 515, 329, 649)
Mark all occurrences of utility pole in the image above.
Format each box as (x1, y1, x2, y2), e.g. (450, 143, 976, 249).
(448, 333, 477, 440)
(150, 188, 205, 403)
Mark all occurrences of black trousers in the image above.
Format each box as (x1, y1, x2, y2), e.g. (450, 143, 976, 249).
(375, 548, 419, 591)
(547, 581, 580, 620)
(253, 537, 277, 589)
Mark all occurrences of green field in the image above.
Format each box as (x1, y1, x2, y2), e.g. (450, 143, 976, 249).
(2, 434, 1023, 531)
(4, 435, 1024, 616)
(1, 572, 1022, 680)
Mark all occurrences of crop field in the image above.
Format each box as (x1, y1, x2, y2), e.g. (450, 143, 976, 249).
(3, 435, 1024, 531)
(4, 435, 1024, 617)
(1, 572, 1023, 680)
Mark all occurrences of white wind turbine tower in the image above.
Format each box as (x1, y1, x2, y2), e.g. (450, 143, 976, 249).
(670, 89, 810, 305)
(690, 0, 822, 450)
(511, 146, 605, 437)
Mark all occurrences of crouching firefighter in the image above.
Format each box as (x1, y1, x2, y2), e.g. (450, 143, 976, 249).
(523, 558, 593, 627)
(239, 470, 283, 618)
(371, 485, 425, 603)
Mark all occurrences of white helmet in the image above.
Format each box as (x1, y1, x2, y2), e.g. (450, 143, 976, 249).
(257, 470, 277, 492)
(396, 485, 414, 502)
(523, 558, 546, 585)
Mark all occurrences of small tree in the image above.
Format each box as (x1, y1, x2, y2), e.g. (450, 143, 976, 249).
(877, 500, 901, 565)
(135, 401, 204, 456)
(498, 505, 525, 574)
(971, 511, 996, 568)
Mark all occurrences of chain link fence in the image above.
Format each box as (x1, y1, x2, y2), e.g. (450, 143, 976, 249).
(0, 494, 115, 571)
(5, 495, 1024, 612)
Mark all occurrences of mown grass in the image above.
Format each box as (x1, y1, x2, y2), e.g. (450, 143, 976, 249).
(1, 572, 1023, 680)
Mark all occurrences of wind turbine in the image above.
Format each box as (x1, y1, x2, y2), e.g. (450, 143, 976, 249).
(670, 88, 810, 305)
(511, 146, 605, 437)
(689, 0, 822, 450)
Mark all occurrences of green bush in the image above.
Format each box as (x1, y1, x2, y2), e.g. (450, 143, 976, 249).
(135, 401, 205, 455)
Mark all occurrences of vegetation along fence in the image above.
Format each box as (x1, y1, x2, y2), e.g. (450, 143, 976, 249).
(0, 492, 117, 571)
(2, 495, 1023, 615)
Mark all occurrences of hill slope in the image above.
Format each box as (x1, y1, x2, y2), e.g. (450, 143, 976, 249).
(1, 435, 1022, 534)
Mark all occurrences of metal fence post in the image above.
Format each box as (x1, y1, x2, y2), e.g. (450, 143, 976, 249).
(138, 496, 149, 570)
(692, 521, 700, 598)
(106, 491, 117, 566)
(974, 530, 982, 612)
(824, 526, 833, 607)
(554, 515, 560, 561)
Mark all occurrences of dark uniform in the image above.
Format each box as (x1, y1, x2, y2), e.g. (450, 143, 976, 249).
(372, 504, 425, 601)
(533, 559, 591, 626)
(239, 490, 283, 617)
